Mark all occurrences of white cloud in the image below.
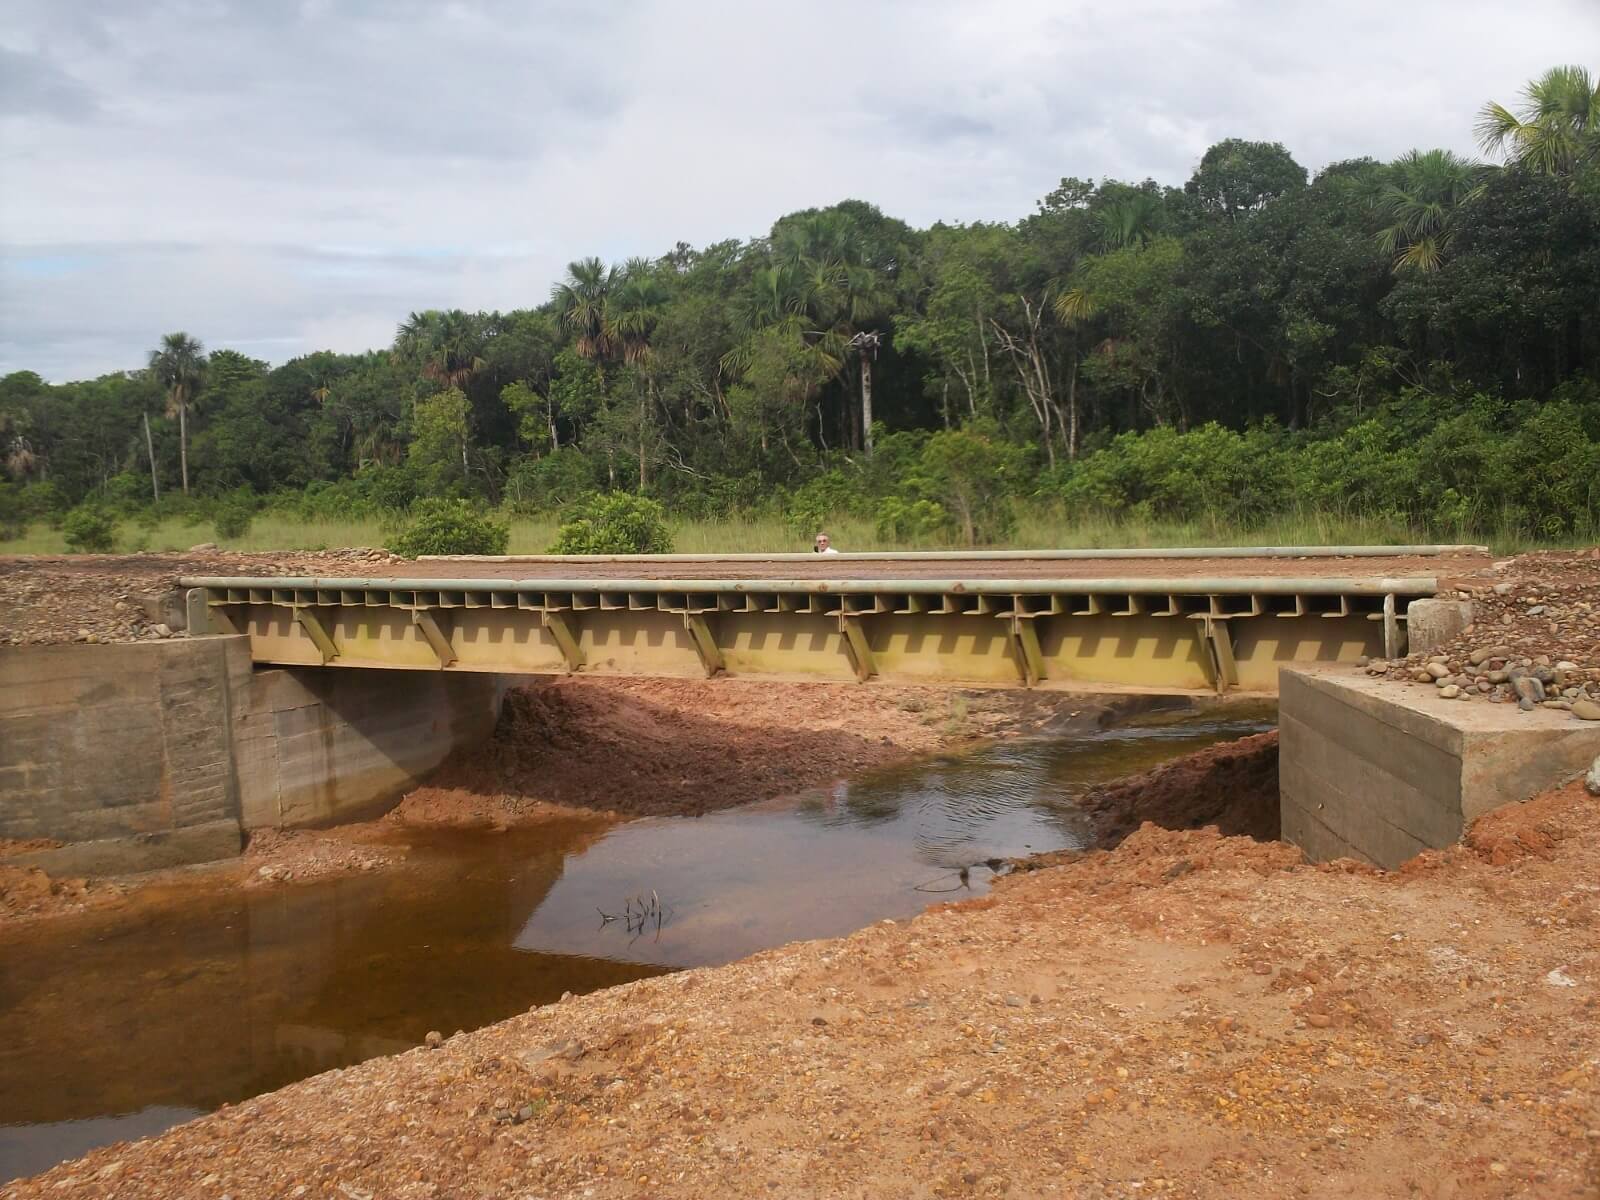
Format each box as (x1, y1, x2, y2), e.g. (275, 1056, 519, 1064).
(1, 0, 1595, 379)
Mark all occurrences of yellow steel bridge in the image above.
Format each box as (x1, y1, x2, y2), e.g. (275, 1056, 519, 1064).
(180, 547, 1479, 694)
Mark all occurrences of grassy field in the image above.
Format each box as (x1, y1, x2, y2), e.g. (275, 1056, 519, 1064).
(1, 504, 1539, 556)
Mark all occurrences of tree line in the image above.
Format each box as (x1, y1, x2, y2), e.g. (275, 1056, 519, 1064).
(3, 65, 1598, 543)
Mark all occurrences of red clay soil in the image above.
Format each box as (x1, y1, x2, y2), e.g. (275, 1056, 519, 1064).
(1076, 730, 1282, 846)
(0, 863, 91, 922)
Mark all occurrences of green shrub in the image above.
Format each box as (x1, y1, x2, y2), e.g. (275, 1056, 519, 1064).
(875, 424, 1026, 546)
(62, 505, 118, 553)
(15, 481, 65, 522)
(213, 490, 256, 540)
(784, 469, 870, 538)
(503, 448, 600, 514)
(875, 496, 951, 541)
(99, 472, 152, 514)
(388, 499, 509, 558)
(549, 492, 673, 555)
(0, 482, 21, 541)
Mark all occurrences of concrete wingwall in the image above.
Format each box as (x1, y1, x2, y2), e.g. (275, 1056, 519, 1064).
(0, 636, 503, 875)
(233, 659, 504, 830)
(1280, 668, 1600, 868)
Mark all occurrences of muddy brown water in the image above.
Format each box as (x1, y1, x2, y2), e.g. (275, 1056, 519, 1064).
(0, 709, 1271, 1182)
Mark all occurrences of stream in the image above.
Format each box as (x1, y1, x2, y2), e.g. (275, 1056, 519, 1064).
(0, 707, 1271, 1182)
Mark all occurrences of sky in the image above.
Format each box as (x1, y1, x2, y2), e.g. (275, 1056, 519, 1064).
(2, 0, 1595, 382)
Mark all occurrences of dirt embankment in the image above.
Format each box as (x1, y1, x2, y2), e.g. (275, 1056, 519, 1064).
(1080, 729, 1281, 845)
(10, 777, 1598, 1199)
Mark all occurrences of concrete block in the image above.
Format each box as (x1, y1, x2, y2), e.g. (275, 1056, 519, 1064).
(1405, 598, 1473, 655)
(10, 819, 243, 876)
(1280, 668, 1600, 867)
(1, 637, 504, 869)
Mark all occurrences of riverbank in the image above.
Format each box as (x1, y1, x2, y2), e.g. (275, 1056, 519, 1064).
(7, 769, 1595, 1198)
(0, 676, 1173, 925)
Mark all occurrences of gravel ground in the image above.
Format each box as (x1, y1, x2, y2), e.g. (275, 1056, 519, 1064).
(1359, 549, 1600, 724)
(5, 778, 1596, 1199)
(0, 549, 403, 645)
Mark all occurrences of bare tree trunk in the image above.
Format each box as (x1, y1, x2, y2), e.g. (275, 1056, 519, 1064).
(860, 355, 874, 454)
(1065, 342, 1080, 460)
(143, 412, 160, 502)
(941, 378, 951, 430)
(978, 311, 992, 403)
(548, 396, 559, 451)
(989, 301, 1058, 469)
(179, 404, 189, 496)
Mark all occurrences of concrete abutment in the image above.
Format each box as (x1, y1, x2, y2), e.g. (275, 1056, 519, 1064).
(0, 636, 502, 875)
(1279, 667, 1600, 867)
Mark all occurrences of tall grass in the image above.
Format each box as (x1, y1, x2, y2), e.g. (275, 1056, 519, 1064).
(4, 501, 1567, 556)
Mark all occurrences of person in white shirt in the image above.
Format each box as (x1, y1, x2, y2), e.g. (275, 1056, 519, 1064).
(813, 532, 839, 554)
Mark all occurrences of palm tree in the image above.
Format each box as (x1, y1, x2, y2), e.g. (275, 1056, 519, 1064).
(551, 258, 621, 361)
(1094, 192, 1162, 251)
(1478, 65, 1600, 177)
(148, 332, 206, 495)
(610, 260, 667, 365)
(1374, 149, 1488, 272)
(770, 211, 889, 451)
(393, 310, 485, 390)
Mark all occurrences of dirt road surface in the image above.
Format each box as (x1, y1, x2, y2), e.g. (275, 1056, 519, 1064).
(211, 548, 1495, 583)
(6, 776, 1596, 1199)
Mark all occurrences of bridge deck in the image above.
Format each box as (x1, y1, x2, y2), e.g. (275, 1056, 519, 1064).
(391, 545, 1492, 582)
(182, 547, 1480, 695)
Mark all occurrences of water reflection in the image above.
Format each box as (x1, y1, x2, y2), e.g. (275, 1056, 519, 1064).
(0, 709, 1271, 1182)
(515, 713, 1272, 969)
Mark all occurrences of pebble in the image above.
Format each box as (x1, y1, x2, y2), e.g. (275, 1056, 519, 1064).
(1586, 756, 1600, 797)
(1004, 994, 1025, 1008)
(1572, 699, 1600, 722)
(423, 1031, 443, 1049)
(1438, 685, 1461, 700)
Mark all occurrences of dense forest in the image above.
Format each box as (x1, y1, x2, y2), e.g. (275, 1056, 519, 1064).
(3, 65, 1599, 547)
